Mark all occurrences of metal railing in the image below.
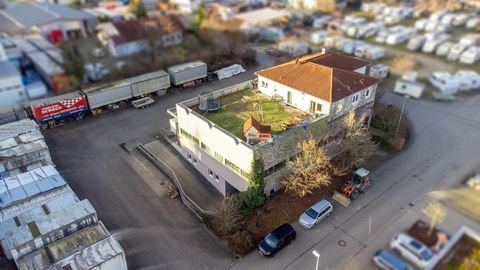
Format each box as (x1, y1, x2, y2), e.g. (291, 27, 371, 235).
(137, 144, 214, 220)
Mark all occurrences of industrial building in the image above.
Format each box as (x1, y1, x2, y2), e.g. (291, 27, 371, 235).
(0, 60, 26, 113)
(0, 120, 52, 177)
(169, 51, 379, 195)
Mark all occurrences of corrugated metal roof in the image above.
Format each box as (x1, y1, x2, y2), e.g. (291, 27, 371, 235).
(167, 61, 207, 74)
(49, 235, 124, 270)
(15, 222, 112, 270)
(0, 185, 75, 223)
(0, 119, 38, 142)
(0, 60, 19, 79)
(2, 199, 96, 251)
(0, 165, 66, 209)
(126, 69, 168, 84)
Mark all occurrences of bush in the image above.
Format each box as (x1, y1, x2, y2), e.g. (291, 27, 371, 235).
(223, 230, 255, 257)
(390, 55, 417, 76)
(212, 197, 243, 236)
(238, 159, 265, 214)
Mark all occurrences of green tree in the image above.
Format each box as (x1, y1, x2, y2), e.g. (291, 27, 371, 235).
(191, 3, 208, 31)
(238, 159, 265, 214)
(283, 137, 332, 197)
(60, 43, 84, 89)
(129, 0, 147, 18)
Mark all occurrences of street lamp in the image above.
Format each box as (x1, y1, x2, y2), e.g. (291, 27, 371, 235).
(394, 95, 410, 140)
(312, 250, 320, 270)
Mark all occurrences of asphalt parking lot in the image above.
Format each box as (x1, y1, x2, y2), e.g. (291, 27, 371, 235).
(43, 71, 257, 270)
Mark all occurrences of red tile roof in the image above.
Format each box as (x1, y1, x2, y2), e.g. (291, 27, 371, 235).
(243, 116, 272, 135)
(310, 52, 371, 71)
(111, 15, 184, 45)
(255, 52, 378, 102)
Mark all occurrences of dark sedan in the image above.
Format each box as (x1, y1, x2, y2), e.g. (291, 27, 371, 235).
(257, 223, 296, 257)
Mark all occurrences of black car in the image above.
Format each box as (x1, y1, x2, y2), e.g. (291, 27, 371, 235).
(257, 223, 296, 257)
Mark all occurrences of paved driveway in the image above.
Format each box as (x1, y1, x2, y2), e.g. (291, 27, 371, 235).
(228, 93, 480, 270)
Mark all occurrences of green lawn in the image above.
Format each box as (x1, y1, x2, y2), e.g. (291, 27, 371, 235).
(193, 90, 307, 139)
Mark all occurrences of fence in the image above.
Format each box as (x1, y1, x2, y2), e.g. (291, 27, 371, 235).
(137, 144, 214, 220)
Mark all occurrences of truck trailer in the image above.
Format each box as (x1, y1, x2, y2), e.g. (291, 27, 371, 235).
(127, 70, 170, 97)
(29, 91, 88, 129)
(167, 61, 207, 87)
(82, 80, 132, 115)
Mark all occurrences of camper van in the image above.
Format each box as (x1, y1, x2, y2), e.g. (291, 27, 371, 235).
(422, 35, 450, 54)
(414, 19, 428, 30)
(355, 46, 385, 60)
(369, 64, 389, 79)
(459, 47, 480, 65)
(428, 72, 461, 95)
(310, 31, 329, 45)
(357, 22, 382, 39)
(453, 13, 470, 26)
(466, 17, 480, 29)
(407, 36, 427, 51)
(436, 42, 454, 56)
(455, 70, 480, 91)
(447, 43, 471, 61)
(459, 34, 479, 47)
(342, 39, 364, 55)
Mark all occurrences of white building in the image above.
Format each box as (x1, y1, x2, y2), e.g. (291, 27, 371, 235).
(170, 51, 379, 195)
(0, 60, 26, 113)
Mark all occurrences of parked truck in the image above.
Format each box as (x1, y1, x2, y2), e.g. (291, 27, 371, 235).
(29, 91, 89, 129)
(167, 61, 207, 87)
(83, 80, 132, 115)
(127, 70, 170, 97)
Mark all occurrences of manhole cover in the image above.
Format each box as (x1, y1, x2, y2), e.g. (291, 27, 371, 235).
(338, 240, 347, 247)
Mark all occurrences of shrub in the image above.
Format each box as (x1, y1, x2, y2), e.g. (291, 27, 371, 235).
(212, 197, 243, 236)
(238, 159, 265, 214)
(223, 230, 255, 257)
(390, 55, 417, 76)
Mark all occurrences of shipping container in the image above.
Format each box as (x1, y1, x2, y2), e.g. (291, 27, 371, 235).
(82, 80, 132, 110)
(167, 61, 207, 87)
(29, 91, 88, 124)
(127, 69, 170, 97)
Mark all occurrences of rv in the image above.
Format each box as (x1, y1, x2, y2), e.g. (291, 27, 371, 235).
(455, 70, 480, 91)
(386, 32, 408, 45)
(278, 41, 310, 57)
(375, 30, 389, 44)
(356, 45, 385, 60)
(459, 46, 480, 65)
(466, 18, 480, 29)
(440, 13, 455, 26)
(342, 39, 364, 55)
(459, 34, 479, 47)
(357, 22, 382, 39)
(414, 19, 428, 30)
(428, 72, 461, 95)
(310, 31, 329, 45)
(447, 43, 471, 61)
(324, 35, 345, 49)
(429, 11, 446, 22)
(452, 13, 470, 26)
(407, 35, 426, 51)
(435, 42, 454, 56)
(368, 64, 389, 79)
(422, 35, 450, 54)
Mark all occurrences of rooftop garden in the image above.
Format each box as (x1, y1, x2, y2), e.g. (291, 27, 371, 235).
(437, 235, 480, 270)
(192, 90, 308, 139)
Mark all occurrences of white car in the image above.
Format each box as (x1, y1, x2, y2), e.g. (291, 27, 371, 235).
(390, 233, 434, 269)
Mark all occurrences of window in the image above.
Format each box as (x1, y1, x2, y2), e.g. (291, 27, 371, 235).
(352, 94, 360, 104)
(214, 151, 223, 162)
(215, 175, 220, 182)
(201, 142, 211, 154)
(261, 81, 268, 88)
(208, 170, 214, 178)
(287, 91, 292, 104)
(366, 88, 371, 97)
(187, 154, 192, 160)
(316, 103, 322, 112)
(180, 129, 199, 146)
(193, 158, 197, 165)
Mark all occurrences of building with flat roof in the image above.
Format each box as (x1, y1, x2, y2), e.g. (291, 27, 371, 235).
(15, 221, 127, 270)
(169, 51, 379, 195)
(0, 120, 52, 177)
(0, 199, 97, 260)
(0, 60, 26, 113)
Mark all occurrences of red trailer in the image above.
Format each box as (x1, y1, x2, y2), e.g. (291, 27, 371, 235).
(29, 91, 89, 129)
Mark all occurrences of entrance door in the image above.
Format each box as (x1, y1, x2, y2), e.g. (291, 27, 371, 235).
(287, 91, 292, 104)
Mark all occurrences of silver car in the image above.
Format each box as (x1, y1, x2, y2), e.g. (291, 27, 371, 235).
(298, 200, 333, 229)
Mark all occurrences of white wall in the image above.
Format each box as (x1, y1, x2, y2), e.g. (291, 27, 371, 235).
(257, 75, 331, 115)
(176, 104, 253, 192)
(109, 40, 146, 57)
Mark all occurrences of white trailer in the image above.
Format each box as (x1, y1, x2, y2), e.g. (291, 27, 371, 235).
(394, 79, 425, 98)
(422, 35, 450, 54)
(83, 80, 132, 112)
(435, 42, 454, 56)
(167, 61, 207, 87)
(428, 72, 461, 95)
(459, 46, 480, 65)
(455, 70, 480, 91)
(310, 31, 329, 45)
(447, 43, 470, 61)
(126, 69, 170, 97)
(407, 35, 426, 51)
(368, 64, 389, 79)
(278, 41, 310, 57)
(355, 45, 384, 60)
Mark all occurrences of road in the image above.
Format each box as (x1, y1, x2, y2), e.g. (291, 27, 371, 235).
(229, 93, 480, 270)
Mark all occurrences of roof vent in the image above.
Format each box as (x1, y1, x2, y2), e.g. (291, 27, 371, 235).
(359, 78, 365, 85)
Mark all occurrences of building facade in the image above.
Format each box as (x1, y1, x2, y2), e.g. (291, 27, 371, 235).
(170, 52, 379, 196)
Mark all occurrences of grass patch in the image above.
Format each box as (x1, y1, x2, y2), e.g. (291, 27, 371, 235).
(193, 90, 307, 138)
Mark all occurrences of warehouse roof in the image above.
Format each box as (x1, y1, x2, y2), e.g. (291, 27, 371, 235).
(126, 69, 168, 84)
(234, 8, 290, 27)
(255, 52, 378, 102)
(16, 222, 113, 270)
(2, 2, 93, 28)
(0, 165, 65, 209)
(0, 119, 38, 142)
(2, 199, 96, 251)
(167, 61, 207, 74)
(0, 60, 19, 79)
(0, 185, 75, 223)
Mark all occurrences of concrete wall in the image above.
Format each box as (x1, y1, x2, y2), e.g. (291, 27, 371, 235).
(257, 75, 331, 116)
(176, 104, 253, 193)
(329, 84, 377, 121)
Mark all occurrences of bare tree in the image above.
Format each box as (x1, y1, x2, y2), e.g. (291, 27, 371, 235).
(333, 111, 377, 175)
(283, 137, 332, 197)
(422, 202, 446, 236)
(212, 197, 243, 236)
(390, 55, 417, 76)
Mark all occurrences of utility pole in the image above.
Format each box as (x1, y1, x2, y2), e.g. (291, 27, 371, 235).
(395, 95, 409, 140)
(312, 250, 320, 270)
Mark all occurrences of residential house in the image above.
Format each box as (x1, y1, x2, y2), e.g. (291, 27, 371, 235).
(169, 51, 379, 196)
(98, 15, 184, 57)
(0, 2, 95, 42)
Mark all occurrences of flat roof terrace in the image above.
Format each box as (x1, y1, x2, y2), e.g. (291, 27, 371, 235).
(191, 89, 308, 139)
